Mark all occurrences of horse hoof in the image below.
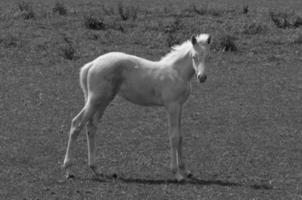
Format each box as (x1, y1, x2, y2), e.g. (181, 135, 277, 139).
(112, 173, 118, 179)
(185, 170, 193, 178)
(66, 173, 75, 179)
(90, 165, 103, 177)
(175, 173, 185, 182)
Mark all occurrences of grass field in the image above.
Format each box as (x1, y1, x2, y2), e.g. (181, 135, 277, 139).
(1, 0, 302, 199)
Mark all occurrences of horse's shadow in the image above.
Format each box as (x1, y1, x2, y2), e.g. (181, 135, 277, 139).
(91, 173, 274, 190)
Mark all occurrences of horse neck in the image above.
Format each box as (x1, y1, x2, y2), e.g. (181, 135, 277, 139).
(167, 52, 195, 81)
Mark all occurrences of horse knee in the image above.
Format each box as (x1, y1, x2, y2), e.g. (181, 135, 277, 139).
(170, 165, 177, 174)
(179, 162, 185, 170)
(70, 120, 83, 139)
(178, 135, 183, 145)
(70, 129, 80, 140)
(86, 121, 97, 136)
(170, 135, 181, 147)
(63, 159, 71, 169)
(89, 163, 97, 169)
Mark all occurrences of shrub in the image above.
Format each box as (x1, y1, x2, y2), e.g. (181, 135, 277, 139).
(61, 45, 75, 60)
(60, 36, 76, 60)
(293, 34, 302, 44)
(2, 34, 19, 48)
(192, 4, 221, 17)
(87, 32, 99, 40)
(164, 17, 181, 34)
(117, 2, 138, 21)
(166, 33, 180, 47)
(270, 11, 302, 29)
(53, 2, 67, 15)
(102, 5, 115, 16)
(242, 5, 249, 14)
(84, 15, 106, 30)
(117, 2, 129, 20)
(18, 1, 31, 12)
(17, 1, 35, 19)
(213, 34, 237, 52)
(242, 22, 267, 35)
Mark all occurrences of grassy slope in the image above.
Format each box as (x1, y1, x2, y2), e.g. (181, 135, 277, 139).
(1, 0, 302, 199)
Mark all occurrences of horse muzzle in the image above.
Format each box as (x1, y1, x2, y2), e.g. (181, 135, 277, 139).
(197, 74, 207, 83)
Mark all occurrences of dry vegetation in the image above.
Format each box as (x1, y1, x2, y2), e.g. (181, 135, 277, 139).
(1, 0, 302, 199)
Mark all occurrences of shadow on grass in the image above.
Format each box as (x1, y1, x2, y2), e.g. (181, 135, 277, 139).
(90, 173, 274, 190)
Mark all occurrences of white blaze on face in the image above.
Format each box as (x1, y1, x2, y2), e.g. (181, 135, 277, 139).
(191, 34, 210, 82)
(192, 51, 205, 76)
(196, 34, 211, 43)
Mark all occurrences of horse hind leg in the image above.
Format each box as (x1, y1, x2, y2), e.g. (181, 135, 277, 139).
(62, 99, 99, 178)
(86, 106, 107, 177)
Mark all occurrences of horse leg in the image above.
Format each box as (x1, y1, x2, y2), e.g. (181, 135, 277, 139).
(86, 104, 108, 177)
(167, 103, 184, 182)
(62, 108, 85, 177)
(62, 98, 99, 178)
(177, 135, 192, 177)
(86, 117, 98, 175)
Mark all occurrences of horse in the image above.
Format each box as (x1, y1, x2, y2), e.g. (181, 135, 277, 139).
(62, 33, 211, 182)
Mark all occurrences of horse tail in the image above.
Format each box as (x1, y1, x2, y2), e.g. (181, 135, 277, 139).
(79, 62, 92, 102)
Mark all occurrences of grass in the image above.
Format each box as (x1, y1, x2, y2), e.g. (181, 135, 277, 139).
(1, 0, 302, 199)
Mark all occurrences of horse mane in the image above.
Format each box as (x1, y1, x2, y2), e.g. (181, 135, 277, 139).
(160, 40, 192, 63)
(160, 34, 209, 63)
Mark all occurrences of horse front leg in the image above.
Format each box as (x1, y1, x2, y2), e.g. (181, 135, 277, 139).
(177, 135, 192, 178)
(62, 99, 98, 178)
(86, 119, 99, 176)
(167, 103, 185, 182)
(63, 108, 86, 178)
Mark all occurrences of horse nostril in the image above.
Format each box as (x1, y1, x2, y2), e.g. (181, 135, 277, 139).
(198, 74, 207, 83)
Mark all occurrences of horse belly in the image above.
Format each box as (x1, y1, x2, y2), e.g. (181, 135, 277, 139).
(118, 80, 163, 106)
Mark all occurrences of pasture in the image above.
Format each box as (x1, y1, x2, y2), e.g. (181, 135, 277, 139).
(1, 0, 302, 199)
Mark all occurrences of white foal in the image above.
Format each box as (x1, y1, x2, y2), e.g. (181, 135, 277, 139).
(63, 34, 211, 181)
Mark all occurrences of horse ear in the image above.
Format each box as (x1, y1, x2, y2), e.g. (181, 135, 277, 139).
(207, 35, 211, 44)
(191, 35, 197, 45)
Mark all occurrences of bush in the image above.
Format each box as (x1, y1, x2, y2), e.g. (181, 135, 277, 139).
(53, 2, 67, 15)
(84, 15, 106, 30)
(192, 4, 221, 17)
(166, 33, 180, 47)
(59, 36, 76, 60)
(270, 11, 302, 29)
(213, 34, 237, 52)
(18, 1, 31, 12)
(102, 5, 115, 16)
(2, 34, 19, 48)
(242, 22, 267, 35)
(17, 1, 35, 19)
(117, 2, 138, 21)
(242, 5, 249, 14)
(293, 34, 302, 44)
(61, 45, 75, 60)
(164, 17, 182, 34)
